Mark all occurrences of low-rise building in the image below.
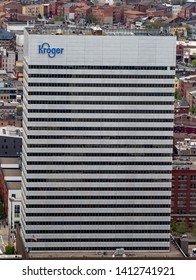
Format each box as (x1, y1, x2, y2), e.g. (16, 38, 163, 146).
(14, 61, 23, 82)
(1, 49, 16, 73)
(74, 6, 92, 23)
(169, 27, 187, 38)
(186, 88, 196, 108)
(0, 80, 23, 103)
(175, 96, 190, 116)
(179, 75, 196, 96)
(92, 4, 113, 25)
(49, 0, 65, 18)
(0, 104, 17, 120)
(0, 126, 22, 157)
(16, 13, 37, 22)
(172, 138, 196, 226)
(0, 70, 7, 80)
(172, 155, 196, 226)
(124, 9, 147, 27)
(0, 29, 15, 50)
(172, 4, 182, 17)
(0, 157, 21, 228)
(22, 4, 42, 17)
(180, 2, 196, 19)
(112, 4, 124, 24)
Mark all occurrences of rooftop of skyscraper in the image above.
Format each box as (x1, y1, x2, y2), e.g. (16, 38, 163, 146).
(23, 241, 185, 259)
(25, 26, 173, 36)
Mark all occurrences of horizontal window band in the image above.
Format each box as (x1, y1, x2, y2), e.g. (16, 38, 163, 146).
(27, 109, 173, 114)
(26, 187, 171, 191)
(26, 153, 172, 157)
(26, 170, 171, 174)
(26, 229, 169, 233)
(27, 127, 173, 131)
(28, 246, 170, 251)
(28, 74, 174, 79)
(26, 204, 171, 208)
(27, 118, 174, 123)
(25, 221, 170, 225)
(26, 144, 172, 149)
(28, 83, 174, 88)
(27, 92, 174, 96)
(26, 162, 172, 166)
(27, 65, 169, 70)
(26, 195, 171, 200)
(25, 213, 170, 217)
(26, 178, 171, 182)
(26, 135, 173, 140)
(25, 238, 169, 242)
(27, 100, 174, 105)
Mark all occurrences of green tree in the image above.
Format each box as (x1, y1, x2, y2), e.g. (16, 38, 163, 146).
(170, 220, 189, 236)
(52, 16, 64, 22)
(145, 22, 165, 30)
(170, 219, 177, 234)
(185, 25, 192, 37)
(17, 106, 23, 113)
(86, 13, 98, 25)
(192, 59, 196, 66)
(37, 13, 42, 20)
(190, 106, 196, 115)
(174, 89, 182, 100)
(4, 243, 16, 255)
(191, 223, 196, 236)
(175, 222, 188, 235)
(0, 199, 4, 219)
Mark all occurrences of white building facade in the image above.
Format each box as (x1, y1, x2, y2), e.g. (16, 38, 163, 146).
(172, 5, 182, 16)
(21, 28, 176, 253)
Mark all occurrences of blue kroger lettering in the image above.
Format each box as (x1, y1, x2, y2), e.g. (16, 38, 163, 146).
(38, 43, 64, 58)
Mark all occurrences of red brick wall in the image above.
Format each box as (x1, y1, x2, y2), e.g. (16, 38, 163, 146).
(3, 2, 22, 14)
(0, 172, 8, 218)
(172, 169, 196, 226)
(113, 6, 124, 23)
(16, 13, 37, 21)
(179, 78, 196, 97)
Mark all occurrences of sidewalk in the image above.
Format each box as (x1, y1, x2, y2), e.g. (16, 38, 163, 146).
(0, 223, 9, 252)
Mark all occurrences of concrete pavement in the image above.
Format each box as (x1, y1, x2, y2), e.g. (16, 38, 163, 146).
(0, 221, 9, 253)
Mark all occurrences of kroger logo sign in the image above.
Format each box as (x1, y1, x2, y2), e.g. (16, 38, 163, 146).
(38, 43, 64, 58)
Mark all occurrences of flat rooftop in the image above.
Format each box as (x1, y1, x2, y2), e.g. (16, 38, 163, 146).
(0, 126, 22, 138)
(0, 157, 19, 165)
(27, 242, 184, 259)
(173, 156, 196, 170)
(2, 169, 21, 176)
(6, 181, 21, 190)
(26, 26, 173, 36)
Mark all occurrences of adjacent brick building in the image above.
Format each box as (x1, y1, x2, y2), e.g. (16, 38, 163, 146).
(74, 6, 92, 23)
(179, 75, 196, 97)
(172, 139, 196, 226)
(92, 4, 113, 25)
(22, 4, 43, 17)
(48, 0, 65, 17)
(124, 10, 147, 26)
(113, 4, 124, 24)
(180, 3, 196, 19)
(0, 29, 15, 50)
(0, 1, 22, 14)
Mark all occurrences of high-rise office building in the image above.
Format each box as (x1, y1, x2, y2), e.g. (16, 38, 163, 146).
(21, 27, 176, 254)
